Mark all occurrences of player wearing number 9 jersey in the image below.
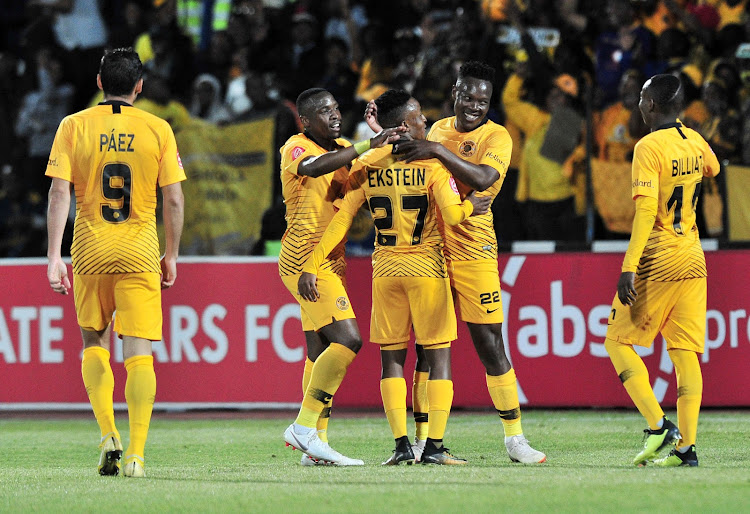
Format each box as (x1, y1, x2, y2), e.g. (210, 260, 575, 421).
(45, 48, 185, 478)
(604, 74, 720, 468)
(299, 90, 490, 465)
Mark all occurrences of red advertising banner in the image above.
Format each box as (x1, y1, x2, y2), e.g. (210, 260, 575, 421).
(1, 251, 748, 409)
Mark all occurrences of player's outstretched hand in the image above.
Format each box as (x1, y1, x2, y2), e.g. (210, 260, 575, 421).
(364, 100, 383, 133)
(371, 126, 407, 148)
(617, 271, 637, 306)
(160, 255, 177, 289)
(466, 191, 492, 216)
(396, 139, 442, 162)
(298, 272, 320, 302)
(47, 257, 70, 295)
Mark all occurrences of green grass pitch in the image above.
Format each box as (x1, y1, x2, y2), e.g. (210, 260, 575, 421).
(2, 410, 749, 512)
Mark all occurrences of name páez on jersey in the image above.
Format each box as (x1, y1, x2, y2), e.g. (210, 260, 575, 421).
(100, 130, 135, 152)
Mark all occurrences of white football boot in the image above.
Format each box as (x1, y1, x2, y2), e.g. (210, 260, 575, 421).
(505, 435, 546, 464)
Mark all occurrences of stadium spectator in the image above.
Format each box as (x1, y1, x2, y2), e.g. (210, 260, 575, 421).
(175, 0, 231, 52)
(141, 18, 195, 104)
(274, 12, 326, 99)
(14, 46, 74, 198)
(594, 0, 654, 108)
(32, 0, 108, 110)
(502, 55, 586, 241)
(106, 0, 149, 49)
(188, 73, 231, 124)
(319, 37, 360, 137)
(590, 69, 648, 237)
(225, 0, 277, 75)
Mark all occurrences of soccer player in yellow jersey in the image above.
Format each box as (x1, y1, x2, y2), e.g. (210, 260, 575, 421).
(369, 61, 546, 463)
(279, 88, 403, 465)
(299, 90, 491, 466)
(604, 74, 720, 467)
(45, 48, 186, 478)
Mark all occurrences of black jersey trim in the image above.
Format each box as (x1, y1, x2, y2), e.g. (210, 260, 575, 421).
(98, 100, 132, 114)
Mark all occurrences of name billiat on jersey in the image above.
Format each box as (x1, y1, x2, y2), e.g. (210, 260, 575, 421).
(672, 155, 703, 177)
(100, 130, 135, 152)
(368, 167, 426, 188)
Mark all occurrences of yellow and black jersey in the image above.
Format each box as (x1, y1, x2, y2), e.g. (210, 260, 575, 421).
(278, 133, 351, 277)
(631, 120, 720, 281)
(342, 146, 462, 278)
(46, 100, 186, 275)
(428, 117, 511, 261)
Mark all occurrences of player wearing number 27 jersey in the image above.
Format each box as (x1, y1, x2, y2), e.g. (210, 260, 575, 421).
(301, 91, 488, 465)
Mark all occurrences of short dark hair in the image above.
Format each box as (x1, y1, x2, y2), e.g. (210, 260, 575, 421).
(374, 89, 412, 128)
(99, 48, 143, 97)
(296, 88, 329, 117)
(648, 74, 684, 112)
(457, 61, 495, 84)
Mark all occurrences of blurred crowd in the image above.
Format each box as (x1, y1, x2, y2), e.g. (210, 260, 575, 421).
(1, 0, 749, 256)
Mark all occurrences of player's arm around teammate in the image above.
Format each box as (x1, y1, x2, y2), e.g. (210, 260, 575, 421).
(280, 89, 403, 466)
(368, 62, 547, 464)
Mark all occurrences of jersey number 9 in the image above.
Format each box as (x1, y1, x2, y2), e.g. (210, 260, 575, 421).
(101, 162, 132, 223)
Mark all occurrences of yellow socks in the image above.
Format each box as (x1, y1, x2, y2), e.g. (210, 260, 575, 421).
(605, 338, 664, 429)
(412, 370, 429, 440)
(669, 349, 702, 448)
(124, 355, 156, 459)
(381, 377, 407, 439)
(81, 346, 119, 439)
(301, 358, 331, 442)
(296, 343, 355, 428)
(302, 357, 313, 396)
(427, 379, 453, 442)
(486, 369, 523, 437)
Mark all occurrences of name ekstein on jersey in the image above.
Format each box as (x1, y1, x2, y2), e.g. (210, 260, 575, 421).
(367, 167, 426, 188)
(100, 130, 135, 152)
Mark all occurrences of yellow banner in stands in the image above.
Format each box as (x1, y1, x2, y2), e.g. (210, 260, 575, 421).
(173, 117, 275, 254)
(726, 165, 750, 242)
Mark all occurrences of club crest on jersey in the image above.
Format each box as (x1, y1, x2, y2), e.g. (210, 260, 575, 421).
(291, 146, 306, 160)
(449, 177, 459, 195)
(459, 140, 477, 157)
(336, 296, 349, 311)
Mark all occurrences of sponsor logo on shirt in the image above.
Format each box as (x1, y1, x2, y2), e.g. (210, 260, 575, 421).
(47, 158, 58, 167)
(485, 151, 505, 165)
(632, 179, 653, 188)
(291, 146, 306, 160)
(459, 140, 477, 157)
(177, 150, 183, 169)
